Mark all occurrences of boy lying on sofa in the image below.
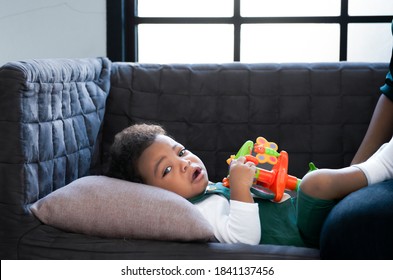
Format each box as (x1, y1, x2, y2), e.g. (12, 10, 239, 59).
(107, 123, 393, 248)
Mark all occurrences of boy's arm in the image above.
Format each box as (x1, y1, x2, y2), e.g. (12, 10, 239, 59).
(194, 156, 261, 245)
(228, 156, 255, 203)
(195, 195, 261, 245)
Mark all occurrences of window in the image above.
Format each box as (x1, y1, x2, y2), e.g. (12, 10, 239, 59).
(107, 0, 393, 63)
(138, 24, 234, 63)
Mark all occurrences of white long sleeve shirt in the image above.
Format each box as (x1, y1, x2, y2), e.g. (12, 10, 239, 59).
(195, 194, 261, 245)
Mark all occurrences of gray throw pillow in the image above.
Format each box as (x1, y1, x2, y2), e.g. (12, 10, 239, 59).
(30, 175, 214, 242)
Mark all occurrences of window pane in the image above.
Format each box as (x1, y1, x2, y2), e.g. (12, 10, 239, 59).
(241, 0, 340, 17)
(347, 23, 392, 62)
(241, 24, 340, 62)
(138, 0, 233, 17)
(348, 0, 393, 16)
(138, 24, 234, 63)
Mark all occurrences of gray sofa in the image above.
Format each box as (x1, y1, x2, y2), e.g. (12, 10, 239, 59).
(0, 57, 389, 259)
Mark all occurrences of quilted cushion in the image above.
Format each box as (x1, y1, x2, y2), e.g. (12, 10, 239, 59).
(0, 57, 111, 259)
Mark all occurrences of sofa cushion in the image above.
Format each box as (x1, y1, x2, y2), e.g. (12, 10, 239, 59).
(30, 176, 214, 242)
(17, 224, 320, 259)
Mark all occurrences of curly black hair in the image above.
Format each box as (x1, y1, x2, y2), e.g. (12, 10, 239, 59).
(106, 123, 167, 183)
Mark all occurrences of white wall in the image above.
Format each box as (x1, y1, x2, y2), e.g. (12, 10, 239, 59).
(0, 0, 106, 66)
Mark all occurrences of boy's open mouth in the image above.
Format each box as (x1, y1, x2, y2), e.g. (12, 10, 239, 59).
(192, 167, 202, 182)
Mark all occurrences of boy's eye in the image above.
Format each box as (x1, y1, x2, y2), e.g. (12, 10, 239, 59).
(163, 166, 172, 177)
(179, 148, 187, 157)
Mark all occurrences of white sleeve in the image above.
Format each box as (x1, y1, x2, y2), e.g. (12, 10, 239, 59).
(195, 195, 261, 245)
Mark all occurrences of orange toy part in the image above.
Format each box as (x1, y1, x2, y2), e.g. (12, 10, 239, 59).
(255, 151, 299, 202)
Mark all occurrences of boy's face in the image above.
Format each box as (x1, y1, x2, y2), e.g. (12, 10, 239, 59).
(137, 135, 209, 199)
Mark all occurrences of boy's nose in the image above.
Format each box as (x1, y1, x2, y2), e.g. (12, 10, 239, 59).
(180, 158, 191, 172)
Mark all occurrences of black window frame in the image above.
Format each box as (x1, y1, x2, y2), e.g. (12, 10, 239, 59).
(107, 0, 392, 62)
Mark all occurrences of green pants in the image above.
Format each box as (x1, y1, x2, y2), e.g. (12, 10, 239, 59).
(256, 188, 337, 248)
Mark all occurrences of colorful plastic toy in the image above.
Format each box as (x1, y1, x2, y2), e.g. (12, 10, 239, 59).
(223, 137, 310, 202)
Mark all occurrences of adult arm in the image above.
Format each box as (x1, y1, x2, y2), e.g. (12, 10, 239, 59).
(352, 22, 393, 164)
(351, 94, 393, 164)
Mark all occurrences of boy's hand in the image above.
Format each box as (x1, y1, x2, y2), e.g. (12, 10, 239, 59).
(228, 156, 256, 203)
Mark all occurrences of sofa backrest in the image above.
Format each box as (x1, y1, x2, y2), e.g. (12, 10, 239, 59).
(101, 62, 389, 183)
(0, 57, 111, 258)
